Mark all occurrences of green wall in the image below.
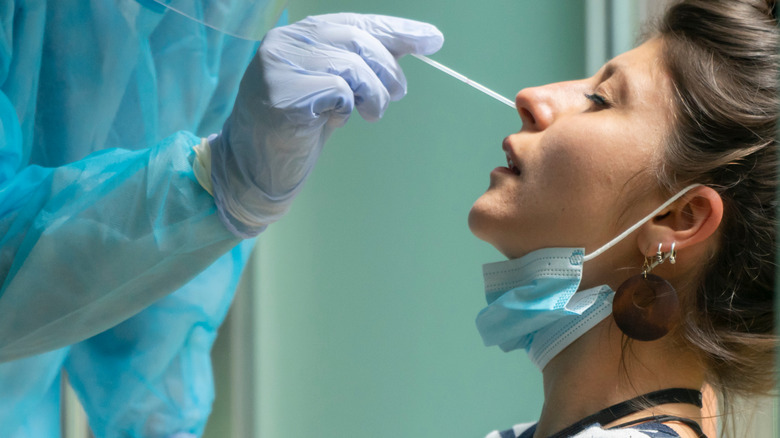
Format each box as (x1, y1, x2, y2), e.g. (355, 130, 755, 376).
(210, 2, 586, 437)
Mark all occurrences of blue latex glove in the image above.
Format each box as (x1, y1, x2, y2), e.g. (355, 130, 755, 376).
(203, 13, 444, 237)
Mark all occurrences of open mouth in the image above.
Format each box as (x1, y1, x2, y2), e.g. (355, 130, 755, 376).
(506, 153, 521, 175)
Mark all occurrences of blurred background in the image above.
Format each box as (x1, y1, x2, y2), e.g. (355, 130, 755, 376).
(62, 0, 777, 437)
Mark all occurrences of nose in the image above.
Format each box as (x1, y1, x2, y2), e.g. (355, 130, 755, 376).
(514, 81, 589, 131)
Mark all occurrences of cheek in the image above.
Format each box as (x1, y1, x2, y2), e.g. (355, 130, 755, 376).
(540, 121, 642, 193)
(536, 131, 606, 198)
(533, 125, 649, 238)
(469, 114, 665, 256)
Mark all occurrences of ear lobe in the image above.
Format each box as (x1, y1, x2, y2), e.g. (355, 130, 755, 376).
(637, 186, 723, 255)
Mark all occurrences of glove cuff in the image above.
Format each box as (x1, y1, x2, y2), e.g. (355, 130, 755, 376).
(193, 136, 215, 196)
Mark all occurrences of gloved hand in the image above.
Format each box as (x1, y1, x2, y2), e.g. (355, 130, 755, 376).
(195, 13, 444, 238)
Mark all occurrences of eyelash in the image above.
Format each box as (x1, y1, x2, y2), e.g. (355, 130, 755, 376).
(585, 93, 610, 107)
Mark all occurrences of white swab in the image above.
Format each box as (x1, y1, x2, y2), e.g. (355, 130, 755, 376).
(411, 53, 516, 109)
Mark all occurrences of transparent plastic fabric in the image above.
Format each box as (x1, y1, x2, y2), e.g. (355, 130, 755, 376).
(0, 350, 65, 438)
(151, 0, 288, 40)
(0, 0, 282, 436)
(64, 238, 256, 438)
(0, 237, 256, 438)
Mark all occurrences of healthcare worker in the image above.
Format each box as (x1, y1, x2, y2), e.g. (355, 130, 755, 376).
(0, 1, 443, 436)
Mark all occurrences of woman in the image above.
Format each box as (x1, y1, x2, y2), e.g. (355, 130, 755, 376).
(470, 0, 777, 437)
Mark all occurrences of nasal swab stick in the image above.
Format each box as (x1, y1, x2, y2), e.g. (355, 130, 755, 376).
(411, 53, 516, 109)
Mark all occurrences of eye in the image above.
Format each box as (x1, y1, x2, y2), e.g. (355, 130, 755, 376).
(584, 93, 610, 107)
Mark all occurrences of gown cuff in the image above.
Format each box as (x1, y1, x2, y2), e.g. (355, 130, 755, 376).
(193, 136, 215, 196)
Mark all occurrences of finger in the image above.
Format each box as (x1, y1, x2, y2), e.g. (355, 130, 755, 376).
(298, 20, 408, 101)
(265, 41, 392, 121)
(327, 51, 392, 121)
(265, 67, 354, 127)
(312, 13, 444, 58)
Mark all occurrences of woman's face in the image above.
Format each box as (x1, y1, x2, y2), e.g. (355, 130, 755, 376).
(469, 39, 674, 260)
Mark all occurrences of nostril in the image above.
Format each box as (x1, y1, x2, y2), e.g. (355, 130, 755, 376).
(519, 107, 536, 128)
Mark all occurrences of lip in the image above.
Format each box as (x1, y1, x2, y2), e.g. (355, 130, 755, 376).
(491, 166, 516, 176)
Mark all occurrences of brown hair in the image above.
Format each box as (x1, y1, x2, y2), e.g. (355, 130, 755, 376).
(652, 0, 777, 420)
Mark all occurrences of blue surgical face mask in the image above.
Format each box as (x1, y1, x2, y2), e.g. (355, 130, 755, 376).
(474, 184, 700, 371)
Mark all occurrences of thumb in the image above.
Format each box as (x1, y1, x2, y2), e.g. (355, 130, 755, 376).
(314, 13, 444, 58)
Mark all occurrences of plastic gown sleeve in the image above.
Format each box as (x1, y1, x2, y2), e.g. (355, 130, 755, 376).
(63, 239, 255, 438)
(0, 348, 66, 437)
(0, 93, 241, 361)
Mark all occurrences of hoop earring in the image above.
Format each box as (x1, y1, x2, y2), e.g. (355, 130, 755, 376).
(612, 243, 680, 342)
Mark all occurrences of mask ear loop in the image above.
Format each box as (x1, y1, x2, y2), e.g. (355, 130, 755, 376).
(581, 185, 698, 342)
(582, 184, 701, 263)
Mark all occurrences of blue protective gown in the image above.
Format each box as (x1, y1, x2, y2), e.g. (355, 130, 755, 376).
(0, 1, 280, 436)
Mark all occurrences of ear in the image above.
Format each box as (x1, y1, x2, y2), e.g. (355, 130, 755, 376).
(637, 186, 723, 256)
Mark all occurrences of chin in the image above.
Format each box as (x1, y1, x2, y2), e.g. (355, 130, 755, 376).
(468, 202, 526, 260)
(468, 202, 506, 253)
(467, 202, 490, 241)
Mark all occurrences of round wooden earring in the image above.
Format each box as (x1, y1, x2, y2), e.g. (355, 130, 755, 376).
(612, 272, 680, 341)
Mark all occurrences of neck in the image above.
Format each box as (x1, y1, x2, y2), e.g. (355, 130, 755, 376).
(533, 318, 705, 437)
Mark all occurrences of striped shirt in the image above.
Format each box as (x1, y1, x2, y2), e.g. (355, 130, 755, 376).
(485, 422, 683, 438)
